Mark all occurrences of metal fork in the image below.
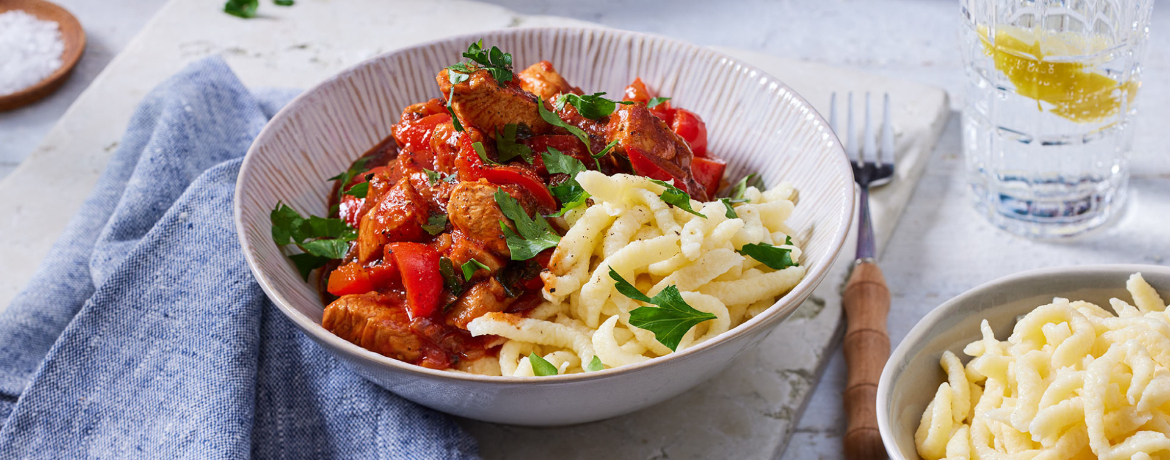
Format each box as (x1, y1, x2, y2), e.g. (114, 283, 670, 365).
(830, 92, 894, 460)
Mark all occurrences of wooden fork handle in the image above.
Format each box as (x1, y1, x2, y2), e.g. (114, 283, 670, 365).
(842, 260, 891, 460)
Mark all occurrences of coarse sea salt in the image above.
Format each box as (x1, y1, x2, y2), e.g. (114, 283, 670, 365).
(0, 10, 65, 96)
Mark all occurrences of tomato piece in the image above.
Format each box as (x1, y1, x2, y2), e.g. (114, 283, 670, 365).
(456, 136, 559, 211)
(671, 109, 708, 157)
(386, 242, 443, 319)
(623, 78, 674, 121)
(690, 156, 726, 198)
(627, 147, 688, 193)
(327, 263, 373, 296)
(623, 78, 652, 104)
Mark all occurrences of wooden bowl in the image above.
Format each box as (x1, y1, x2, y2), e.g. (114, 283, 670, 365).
(0, 0, 85, 112)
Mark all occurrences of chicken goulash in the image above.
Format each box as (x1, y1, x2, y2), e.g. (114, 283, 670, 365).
(271, 41, 739, 371)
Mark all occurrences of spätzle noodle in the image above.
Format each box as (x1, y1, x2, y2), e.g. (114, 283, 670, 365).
(466, 172, 807, 376)
(915, 273, 1170, 460)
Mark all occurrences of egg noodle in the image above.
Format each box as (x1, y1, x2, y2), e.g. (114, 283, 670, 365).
(462, 171, 807, 376)
(916, 274, 1170, 460)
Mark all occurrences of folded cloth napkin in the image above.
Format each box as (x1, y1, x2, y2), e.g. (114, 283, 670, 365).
(0, 57, 479, 459)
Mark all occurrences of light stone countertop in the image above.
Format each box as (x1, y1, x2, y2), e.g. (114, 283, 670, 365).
(3, 1, 1169, 459)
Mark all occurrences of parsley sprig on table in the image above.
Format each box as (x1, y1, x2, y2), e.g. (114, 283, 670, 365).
(224, 0, 293, 19)
(494, 189, 561, 260)
(270, 203, 356, 280)
(542, 147, 590, 216)
(608, 268, 717, 351)
(444, 40, 514, 132)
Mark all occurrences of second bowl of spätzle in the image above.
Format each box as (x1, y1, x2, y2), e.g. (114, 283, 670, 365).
(878, 265, 1170, 460)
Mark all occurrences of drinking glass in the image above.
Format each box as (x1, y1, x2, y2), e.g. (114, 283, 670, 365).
(960, 0, 1154, 238)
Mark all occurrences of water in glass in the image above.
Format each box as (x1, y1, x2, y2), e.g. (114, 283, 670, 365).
(961, 0, 1154, 238)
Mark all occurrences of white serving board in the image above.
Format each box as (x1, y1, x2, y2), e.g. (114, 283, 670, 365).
(0, 0, 949, 457)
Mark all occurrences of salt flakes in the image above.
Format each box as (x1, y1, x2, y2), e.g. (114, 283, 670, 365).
(0, 10, 65, 96)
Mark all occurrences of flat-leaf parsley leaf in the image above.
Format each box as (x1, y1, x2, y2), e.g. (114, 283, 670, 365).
(736, 237, 798, 270)
(542, 147, 590, 216)
(649, 179, 706, 218)
(270, 203, 357, 280)
(608, 268, 717, 351)
(553, 92, 631, 120)
(528, 353, 558, 376)
(461, 259, 490, 281)
(494, 189, 561, 260)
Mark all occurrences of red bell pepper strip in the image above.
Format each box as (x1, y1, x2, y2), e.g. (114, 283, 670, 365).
(690, 156, 726, 198)
(327, 263, 373, 296)
(456, 136, 559, 211)
(385, 242, 443, 319)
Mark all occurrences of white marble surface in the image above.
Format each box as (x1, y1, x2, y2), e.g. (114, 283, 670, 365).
(2, 1, 1169, 459)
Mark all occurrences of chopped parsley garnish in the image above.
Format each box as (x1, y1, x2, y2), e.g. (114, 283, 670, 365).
(528, 353, 558, 376)
(445, 70, 470, 132)
(649, 179, 706, 218)
(496, 124, 534, 163)
(646, 97, 671, 109)
(460, 40, 513, 83)
(461, 259, 490, 281)
(608, 268, 717, 351)
(537, 96, 614, 168)
(327, 157, 371, 205)
(737, 237, 798, 270)
(445, 40, 514, 132)
(224, 0, 292, 18)
(343, 182, 369, 199)
(585, 356, 605, 372)
(439, 256, 464, 296)
(423, 168, 457, 186)
(471, 141, 499, 165)
(494, 188, 561, 260)
(421, 214, 447, 236)
(553, 92, 632, 120)
(270, 203, 357, 279)
(542, 147, 590, 216)
(727, 173, 766, 200)
(720, 198, 738, 218)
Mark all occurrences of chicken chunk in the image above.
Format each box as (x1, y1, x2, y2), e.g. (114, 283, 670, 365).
(437, 68, 553, 137)
(445, 278, 514, 329)
(322, 293, 423, 362)
(516, 61, 578, 101)
(446, 179, 525, 257)
(358, 177, 429, 263)
(606, 104, 708, 200)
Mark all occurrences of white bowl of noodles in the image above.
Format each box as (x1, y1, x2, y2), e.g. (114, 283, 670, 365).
(235, 27, 854, 425)
(879, 265, 1170, 459)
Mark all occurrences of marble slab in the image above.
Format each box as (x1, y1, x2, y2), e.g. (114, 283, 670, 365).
(0, 0, 948, 457)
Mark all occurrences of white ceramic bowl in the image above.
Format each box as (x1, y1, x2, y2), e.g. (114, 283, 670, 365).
(878, 264, 1170, 459)
(235, 27, 854, 426)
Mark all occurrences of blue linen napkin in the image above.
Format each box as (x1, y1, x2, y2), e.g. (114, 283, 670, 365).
(0, 57, 480, 459)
